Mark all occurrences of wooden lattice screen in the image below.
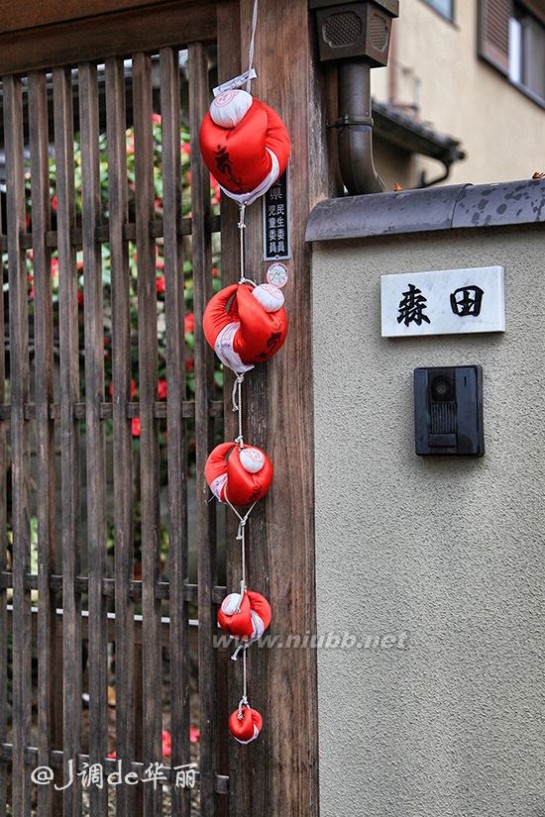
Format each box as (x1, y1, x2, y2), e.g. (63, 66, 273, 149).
(0, 6, 236, 816)
(0, 1, 322, 816)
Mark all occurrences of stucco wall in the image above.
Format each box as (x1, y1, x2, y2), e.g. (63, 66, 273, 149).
(372, 0, 545, 186)
(373, 140, 416, 192)
(312, 225, 545, 817)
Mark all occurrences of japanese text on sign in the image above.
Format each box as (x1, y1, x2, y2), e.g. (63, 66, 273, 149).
(263, 171, 290, 261)
(381, 266, 505, 337)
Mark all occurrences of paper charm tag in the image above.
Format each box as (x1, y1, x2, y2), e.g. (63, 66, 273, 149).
(266, 262, 289, 289)
(213, 69, 258, 98)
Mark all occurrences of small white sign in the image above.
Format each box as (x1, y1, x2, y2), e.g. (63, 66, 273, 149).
(381, 266, 505, 337)
(213, 69, 257, 97)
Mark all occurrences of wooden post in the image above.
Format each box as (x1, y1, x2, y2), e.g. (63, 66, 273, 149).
(219, 1, 328, 814)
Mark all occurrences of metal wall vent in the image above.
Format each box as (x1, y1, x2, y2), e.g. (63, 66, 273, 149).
(323, 11, 363, 47)
(369, 12, 388, 50)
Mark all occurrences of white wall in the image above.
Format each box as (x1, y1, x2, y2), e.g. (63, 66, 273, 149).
(312, 226, 545, 817)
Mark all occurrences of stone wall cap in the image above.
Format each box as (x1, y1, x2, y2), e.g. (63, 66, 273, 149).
(305, 179, 545, 242)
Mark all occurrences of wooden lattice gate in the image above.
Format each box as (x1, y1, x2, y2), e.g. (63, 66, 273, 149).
(0, 2, 321, 816)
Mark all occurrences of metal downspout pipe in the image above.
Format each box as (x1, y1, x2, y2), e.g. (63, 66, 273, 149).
(336, 59, 385, 195)
(309, 0, 399, 195)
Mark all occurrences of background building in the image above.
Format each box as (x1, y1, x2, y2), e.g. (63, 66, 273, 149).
(370, 0, 545, 189)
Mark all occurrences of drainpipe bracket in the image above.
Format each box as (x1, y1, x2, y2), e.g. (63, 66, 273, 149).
(329, 115, 374, 129)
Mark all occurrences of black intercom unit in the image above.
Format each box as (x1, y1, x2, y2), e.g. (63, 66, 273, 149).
(414, 366, 484, 457)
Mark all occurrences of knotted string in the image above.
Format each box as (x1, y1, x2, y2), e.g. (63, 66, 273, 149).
(238, 204, 247, 285)
(237, 204, 258, 287)
(231, 373, 245, 448)
(236, 649, 249, 717)
(225, 494, 256, 662)
(225, 495, 256, 597)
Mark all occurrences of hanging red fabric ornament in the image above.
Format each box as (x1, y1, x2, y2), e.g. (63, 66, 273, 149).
(199, 89, 291, 204)
(203, 282, 287, 374)
(205, 442, 273, 506)
(218, 590, 272, 641)
(229, 705, 263, 744)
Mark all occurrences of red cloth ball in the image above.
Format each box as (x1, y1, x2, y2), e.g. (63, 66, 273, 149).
(218, 590, 272, 641)
(229, 706, 262, 744)
(205, 442, 273, 506)
(199, 97, 290, 202)
(203, 283, 288, 374)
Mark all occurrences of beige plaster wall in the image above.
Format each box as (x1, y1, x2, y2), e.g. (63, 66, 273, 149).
(374, 140, 417, 190)
(312, 226, 545, 817)
(372, 0, 545, 186)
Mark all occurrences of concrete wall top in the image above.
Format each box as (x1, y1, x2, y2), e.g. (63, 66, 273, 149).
(305, 179, 545, 242)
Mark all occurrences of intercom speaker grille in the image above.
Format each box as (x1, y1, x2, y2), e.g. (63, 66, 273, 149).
(322, 11, 363, 48)
(369, 12, 389, 50)
(430, 403, 457, 435)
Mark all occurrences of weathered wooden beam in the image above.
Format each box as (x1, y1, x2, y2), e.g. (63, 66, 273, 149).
(79, 61, 109, 817)
(160, 43, 192, 817)
(0, 573, 227, 604)
(4, 72, 32, 817)
(0, 216, 220, 252)
(0, 1, 216, 75)
(0, 401, 224, 421)
(0, 0, 218, 35)
(28, 68, 59, 817)
(223, 1, 325, 815)
(189, 39, 219, 817)
(53, 63, 84, 817)
(133, 49, 164, 816)
(105, 54, 136, 817)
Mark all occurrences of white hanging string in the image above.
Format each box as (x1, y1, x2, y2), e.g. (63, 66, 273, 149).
(238, 203, 247, 284)
(231, 374, 245, 448)
(245, 0, 259, 93)
(237, 205, 257, 287)
(237, 649, 249, 717)
(225, 495, 257, 595)
(225, 494, 256, 663)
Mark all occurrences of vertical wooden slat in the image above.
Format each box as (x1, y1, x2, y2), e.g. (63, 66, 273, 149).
(133, 50, 162, 817)
(160, 46, 191, 817)
(189, 41, 217, 817)
(3, 73, 32, 817)
(106, 55, 136, 817)
(28, 69, 58, 817)
(79, 61, 109, 817)
(53, 65, 82, 817)
(0, 75, 7, 817)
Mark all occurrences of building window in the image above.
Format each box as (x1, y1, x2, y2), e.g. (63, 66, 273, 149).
(423, 0, 454, 20)
(479, 0, 545, 105)
(509, 4, 545, 100)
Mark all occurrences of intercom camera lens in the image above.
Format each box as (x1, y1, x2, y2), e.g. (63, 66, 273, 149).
(431, 376, 454, 402)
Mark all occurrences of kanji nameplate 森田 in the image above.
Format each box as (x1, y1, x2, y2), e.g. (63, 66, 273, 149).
(380, 266, 505, 337)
